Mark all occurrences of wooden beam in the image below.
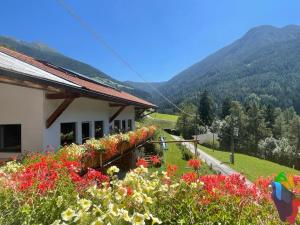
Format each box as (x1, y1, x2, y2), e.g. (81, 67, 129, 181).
(46, 92, 80, 99)
(109, 106, 126, 123)
(46, 98, 75, 128)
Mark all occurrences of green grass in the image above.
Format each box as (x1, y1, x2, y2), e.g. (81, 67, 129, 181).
(199, 145, 300, 181)
(151, 113, 178, 122)
(149, 131, 214, 177)
(139, 118, 176, 129)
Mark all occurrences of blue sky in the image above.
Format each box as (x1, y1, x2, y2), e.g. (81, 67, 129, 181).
(1, 0, 300, 82)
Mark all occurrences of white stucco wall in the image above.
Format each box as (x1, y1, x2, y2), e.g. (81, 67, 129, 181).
(44, 99, 136, 150)
(109, 106, 136, 131)
(0, 83, 137, 156)
(43, 97, 112, 150)
(0, 83, 44, 158)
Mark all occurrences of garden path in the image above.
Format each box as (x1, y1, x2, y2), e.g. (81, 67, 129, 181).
(171, 135, 253, 186)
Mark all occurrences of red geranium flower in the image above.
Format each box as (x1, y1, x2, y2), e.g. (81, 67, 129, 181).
(167, 164, 177, 177)
(150, 155, 161, 166)
(188, 159, 201, 170)
(181, 172, 198, 184)
(136, 158, 148, 168)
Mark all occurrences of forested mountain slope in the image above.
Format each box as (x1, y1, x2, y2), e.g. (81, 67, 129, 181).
(145, 25, 300, 113)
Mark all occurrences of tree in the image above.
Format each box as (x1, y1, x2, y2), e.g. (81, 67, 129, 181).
(264, 104, 276, 129)
(210, 120, 222, 150)
(245, 100, 270, 155)
(219, 101, 248, 152)
(221, 97, 232, 119)
(176, 102, 198, 139)
(198, 90, 214, 127)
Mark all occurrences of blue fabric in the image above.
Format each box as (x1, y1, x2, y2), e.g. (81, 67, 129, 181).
(272, 182, 293, 221)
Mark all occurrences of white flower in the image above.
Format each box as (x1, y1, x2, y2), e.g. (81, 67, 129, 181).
(191, 182, 197, 188)
(108, 203, 119, 217)
(61, 208, 76, 222)
(107, 166, 120, 176)
(132, 213, 145, 225)
(151, 216, 162, 224)
(78, 198, 92, 211)
(91, 217, 104, 225)
(50, 220, 61, 225)
(118, 208, 131, 222)
(56, 196, 63, 207)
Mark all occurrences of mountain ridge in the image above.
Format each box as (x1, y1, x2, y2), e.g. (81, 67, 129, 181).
(128, 25, 300, 113)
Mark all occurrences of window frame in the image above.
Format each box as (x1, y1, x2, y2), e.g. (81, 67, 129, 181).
(122, 120, 126, 131)
(128, 119, 132, 131)
(60, 122, 77, 146)
(81, 121, 91, 143)
(0, 124, 22, 153)
(94, 121, 104, 139)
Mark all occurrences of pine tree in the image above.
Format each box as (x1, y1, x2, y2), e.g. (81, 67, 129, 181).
(198, 90, 214, 126)
(264, 104, 276, 129)
(221, 97, 232, 119)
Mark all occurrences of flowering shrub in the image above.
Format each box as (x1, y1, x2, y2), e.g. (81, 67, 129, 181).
(0, 142, 300, 224)
(81, 126, 157, 168)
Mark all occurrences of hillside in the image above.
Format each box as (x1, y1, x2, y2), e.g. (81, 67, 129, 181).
(136, 25, 300, 113)
(0, 36, 149, 97)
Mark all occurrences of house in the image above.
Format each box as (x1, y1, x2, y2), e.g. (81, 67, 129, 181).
(0, 47, 156, 159)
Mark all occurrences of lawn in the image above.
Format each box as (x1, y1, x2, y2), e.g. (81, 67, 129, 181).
(150, 112, 178, 122)
(139, 117, 177, 129)
(149, 131, 214, 177)
(199, 145, 300, 181)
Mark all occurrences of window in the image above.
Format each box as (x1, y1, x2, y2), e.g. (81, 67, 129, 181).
(61, 123, 76, 146)
(114, 120, 121, 132)
(95, 121, 104, 139)
(128, 119, 132, 131)
(122, 120, 126, 131)
(82, 122, 90, 143)
(0, 124, 21, 152)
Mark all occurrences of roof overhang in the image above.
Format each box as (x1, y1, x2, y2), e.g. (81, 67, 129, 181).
(0, 66, 157, 109)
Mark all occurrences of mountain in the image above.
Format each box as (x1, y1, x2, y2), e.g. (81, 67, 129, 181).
(140, 25, 300, 113)
(0, 36, 132, 90)
(124, 81, 165, 97)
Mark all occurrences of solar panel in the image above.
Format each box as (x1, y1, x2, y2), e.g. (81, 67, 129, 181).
(36, 59, 120, 91)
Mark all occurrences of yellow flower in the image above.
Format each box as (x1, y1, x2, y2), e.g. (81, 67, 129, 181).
(151, 216, 162, 224)
(79, 198, 92, 211)
(61, 208, 76, 222)
(132, 213, 145, 225)
(107, 166, 120, 176)
(118, 209, 131, 222)
(108, 203, 119, 217)
(56, 196, 63, 207)
(91, 217, 105, 225)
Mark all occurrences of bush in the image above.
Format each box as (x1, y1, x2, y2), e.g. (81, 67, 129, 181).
(0, 138, 299, 224)
(177, 144, 194, 160)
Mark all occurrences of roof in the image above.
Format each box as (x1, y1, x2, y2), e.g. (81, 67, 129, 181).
(0, 47, 156, 108)
(0, 51, 80, 88)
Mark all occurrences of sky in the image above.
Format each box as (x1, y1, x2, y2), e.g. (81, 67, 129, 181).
(1, 0, 300, 82)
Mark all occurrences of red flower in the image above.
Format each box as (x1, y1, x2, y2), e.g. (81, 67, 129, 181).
(181, 172, 198, 184)
(188, 159, 201, 170)
(126, 186, 133, 196)
(167, 164, 177, 177)
(150, 155, 161, 166)
(136, 158, 148, 168)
